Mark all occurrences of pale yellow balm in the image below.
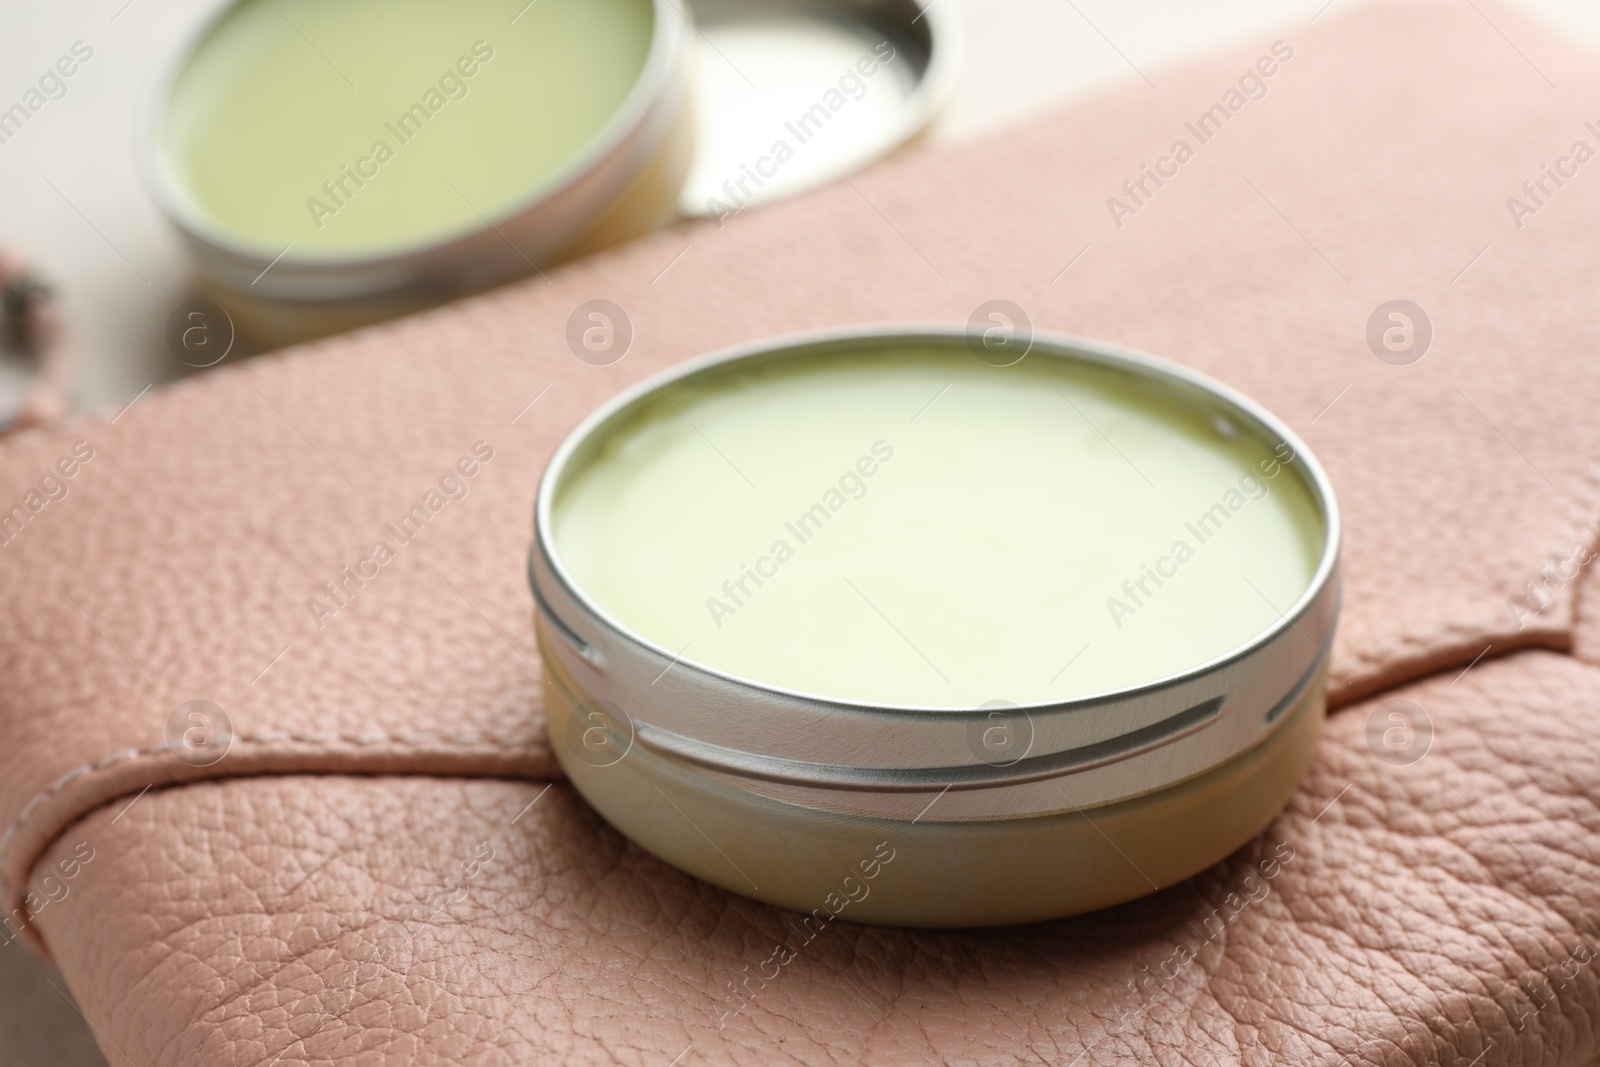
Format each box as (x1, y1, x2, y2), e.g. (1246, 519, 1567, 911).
(554, 346, 1325, 708)
(161, 0, 653, 257)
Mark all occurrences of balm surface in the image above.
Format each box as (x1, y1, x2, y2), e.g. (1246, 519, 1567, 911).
(161, 0, 652, 256)
(553, 347, 1325, 708)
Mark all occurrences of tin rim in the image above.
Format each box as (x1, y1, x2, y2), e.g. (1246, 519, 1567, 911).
(531, 324, 1342, 721)
(137, 0, 689, 278)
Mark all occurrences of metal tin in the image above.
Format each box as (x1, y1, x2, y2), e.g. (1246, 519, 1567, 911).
(138, 0, 694, 348)
(529, 326, 1341, 927)
(677, 0, 961, 217)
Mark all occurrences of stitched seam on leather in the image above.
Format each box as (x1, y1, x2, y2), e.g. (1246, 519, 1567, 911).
(1336, 617, 1561, 667)
(1552, 462, 1600, 657)
(0, 731, 551, 886)
(0, 609, 1577, 884)
(1333, 462, 1600, 677)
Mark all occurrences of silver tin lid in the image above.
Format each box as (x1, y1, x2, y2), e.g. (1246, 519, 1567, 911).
(529, 326, 1342, 822)
(677, 0, 960, 218)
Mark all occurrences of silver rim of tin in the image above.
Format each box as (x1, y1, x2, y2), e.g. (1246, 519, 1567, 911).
(136, 0, 691, 301)
(530, 325, 1341, 820)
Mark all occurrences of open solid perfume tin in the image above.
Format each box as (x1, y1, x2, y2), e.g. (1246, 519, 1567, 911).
(530, 326, 1340, 927)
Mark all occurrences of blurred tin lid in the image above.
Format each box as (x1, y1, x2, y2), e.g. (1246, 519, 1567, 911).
(678, 0, 960, 218)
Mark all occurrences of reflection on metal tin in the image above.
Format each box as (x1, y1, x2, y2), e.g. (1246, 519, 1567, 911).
(679, 0, 960, 220)
(530, 326, 1341, 927)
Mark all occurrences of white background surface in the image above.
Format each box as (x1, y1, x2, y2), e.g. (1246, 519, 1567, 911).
(2, 0, 1597, 1061)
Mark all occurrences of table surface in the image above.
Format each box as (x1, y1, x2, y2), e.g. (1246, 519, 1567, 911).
(2, 0, 1596, 1061)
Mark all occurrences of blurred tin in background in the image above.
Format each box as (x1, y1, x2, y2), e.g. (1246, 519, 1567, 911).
(138, 0, 958, 348)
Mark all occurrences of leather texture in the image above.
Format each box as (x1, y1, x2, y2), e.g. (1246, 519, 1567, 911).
(31, 650, 1600, 1065)
(4, 0, 1600, 1062)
